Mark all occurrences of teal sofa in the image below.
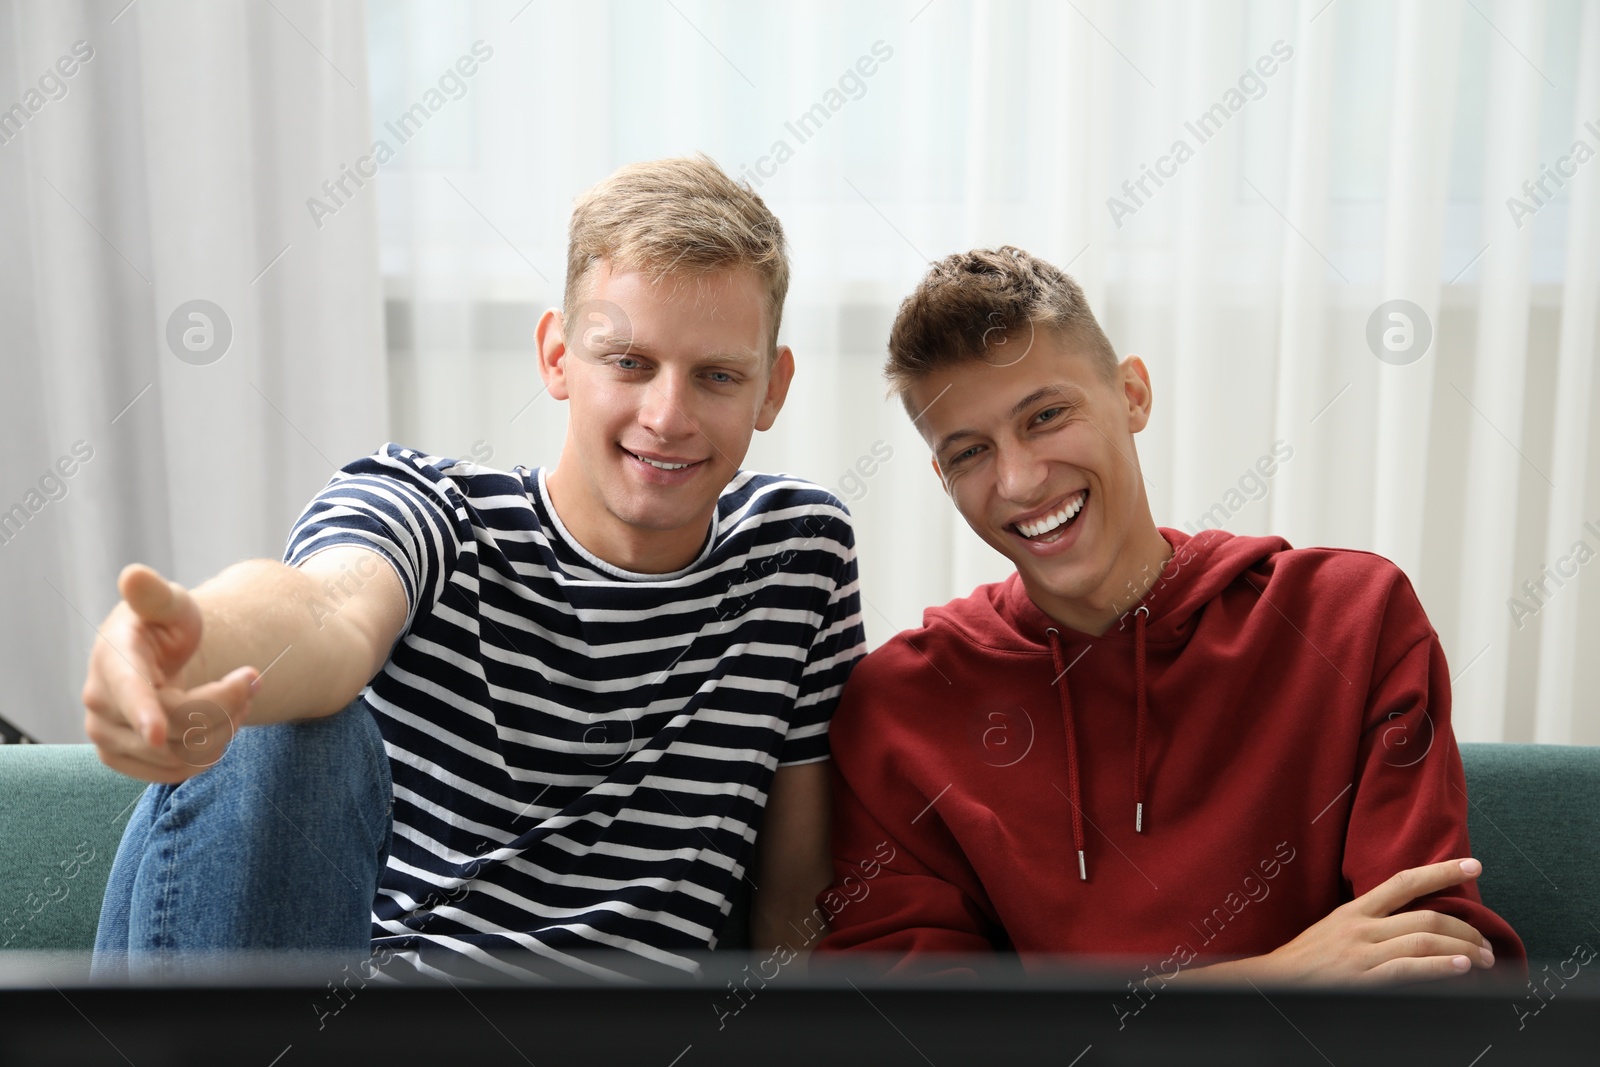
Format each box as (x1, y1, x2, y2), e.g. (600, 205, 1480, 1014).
(1, 743, 1596, 959)
(0, 745, 145, 952)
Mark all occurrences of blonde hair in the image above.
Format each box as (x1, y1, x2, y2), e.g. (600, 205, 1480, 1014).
(564, 154, 790, 354)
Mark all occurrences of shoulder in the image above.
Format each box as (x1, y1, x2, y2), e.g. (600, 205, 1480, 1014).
(327, 444, 525, 512)
(720, 471, 857, 549)
(911, 578, 1019, 651)
(326, 443, 456, 494)
(1172, 528, 1418, 608)
(1256, 543, 1419, 604)
(834, 580, 1011, 715)
(1248, 543, 1434, 656)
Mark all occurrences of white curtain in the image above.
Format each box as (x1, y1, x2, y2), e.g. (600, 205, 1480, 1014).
(0, 0, 385, 741)
(5, 0, 1597, 747)
(373, 0, 1600, 745)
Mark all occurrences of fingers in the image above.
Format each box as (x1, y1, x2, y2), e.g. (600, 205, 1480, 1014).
(119, 563, 190, 625)
(91, 565, 202, 747)
(98, 750, 198, 786)
(165, 667, 257, 771)
(1376, 910, 1490, 957)
(1355, 858, 1481, 917)
(85, 657, 256, 783)
(1373, 931, 1494, 970)
(84, 684, 193, 782)
(88, 717, 191, 781)
(211, 665, 259, 722)
(1360, 952, 1478, 986)
(85, 630, 169, 748)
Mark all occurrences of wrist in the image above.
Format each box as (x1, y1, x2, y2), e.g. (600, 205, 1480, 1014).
(1185, 952, 1276, 986)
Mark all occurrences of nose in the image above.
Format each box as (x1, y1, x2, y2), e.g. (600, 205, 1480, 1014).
(638, 370, 698, 440)
(993, 440, 1049, 505)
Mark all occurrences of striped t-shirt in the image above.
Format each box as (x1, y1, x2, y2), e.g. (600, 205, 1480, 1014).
(283, 444, 865, 980)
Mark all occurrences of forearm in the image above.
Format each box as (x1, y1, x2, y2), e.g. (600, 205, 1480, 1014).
(1170, 955, 1262, 986)
(178, 558, 385, 724)
(752, 889, 826, 963)
(750, 761, 835, 964)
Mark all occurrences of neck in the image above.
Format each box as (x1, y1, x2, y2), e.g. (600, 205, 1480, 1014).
(543, 467, 711, 575)
(1035, 520, 1174, 637)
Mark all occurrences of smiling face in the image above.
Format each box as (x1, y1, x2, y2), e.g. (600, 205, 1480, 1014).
(537, 262, 793, 574)
(909, 330, 1169, 634)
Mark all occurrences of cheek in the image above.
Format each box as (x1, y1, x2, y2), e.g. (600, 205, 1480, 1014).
(699, 396, 759, 452)
(574, 382, 636, 437)
(1078, 440, 1125, 501)
(946, 473, 992, 531)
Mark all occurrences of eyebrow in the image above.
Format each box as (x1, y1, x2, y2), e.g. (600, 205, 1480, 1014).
(587, 338, 762, 368)
(934, 384, 1088, 456)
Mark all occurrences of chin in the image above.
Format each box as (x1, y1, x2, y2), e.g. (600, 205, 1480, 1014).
(1024, 567, 1086, 603)
(1028, 552, 1112, 602)
(611, 494, 710, 533)
(610, 503, 685, 533)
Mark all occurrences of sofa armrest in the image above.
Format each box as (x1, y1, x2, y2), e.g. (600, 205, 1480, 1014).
(0, 745, 146, 951)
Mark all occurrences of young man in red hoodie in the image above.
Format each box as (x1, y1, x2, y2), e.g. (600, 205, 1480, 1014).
(815, 246, 1524, 987)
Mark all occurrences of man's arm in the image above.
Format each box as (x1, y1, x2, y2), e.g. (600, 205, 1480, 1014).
(750, 761, 834, 959)
(1193, 578, 1519, 985)
(1184, 858, 1497, 985)
(82, 548, 406, 783)
(747, 498, 868, 959)
(813, 751, 996, 965)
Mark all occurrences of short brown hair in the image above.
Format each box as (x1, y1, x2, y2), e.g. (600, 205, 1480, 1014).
(885, 246, 1118, 400)
(564, 154, 790, 354)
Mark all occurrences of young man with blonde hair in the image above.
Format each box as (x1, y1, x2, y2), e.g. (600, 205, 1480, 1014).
(817, 246, 1523, 989)
(87, 156, 864, 981)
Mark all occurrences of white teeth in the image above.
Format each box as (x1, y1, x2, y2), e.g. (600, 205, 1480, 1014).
(634, 453, 691, 470)
(1016, 492, 1086, 539)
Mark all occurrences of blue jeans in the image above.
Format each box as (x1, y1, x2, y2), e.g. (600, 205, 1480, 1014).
(91, 700, 392, 977)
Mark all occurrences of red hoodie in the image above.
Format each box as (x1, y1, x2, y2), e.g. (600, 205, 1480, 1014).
(816, 528, 1524, 973)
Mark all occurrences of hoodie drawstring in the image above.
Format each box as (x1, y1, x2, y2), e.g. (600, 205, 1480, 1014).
(1133, 605, 1149, 835)
(1044, 627, 1088, 881)
(1047, 607, 1152, 883)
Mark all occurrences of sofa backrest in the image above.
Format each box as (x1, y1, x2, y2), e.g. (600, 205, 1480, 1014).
(1459, 742, 1600, 963)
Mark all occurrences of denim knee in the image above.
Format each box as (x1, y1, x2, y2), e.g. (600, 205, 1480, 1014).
(96, 698, 394, 962)
(230, 698, 392, 848)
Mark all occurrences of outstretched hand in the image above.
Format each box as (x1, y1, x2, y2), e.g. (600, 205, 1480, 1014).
(81, 563, 257, 783)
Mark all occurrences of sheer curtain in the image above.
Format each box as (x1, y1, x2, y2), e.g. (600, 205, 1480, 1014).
(373, 0, 1600, 745)
(6, 0, 1596, 747)
(0, 0, 385, 741)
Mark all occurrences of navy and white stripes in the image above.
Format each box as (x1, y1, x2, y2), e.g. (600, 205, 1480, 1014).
(284, 445, 864, 980)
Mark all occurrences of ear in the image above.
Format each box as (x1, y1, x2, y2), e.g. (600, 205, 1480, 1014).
(928, 454, 951, 496)
(536, 308, 571, 401)
(1121, 355, 1153, 433)
(754, 346, 796, 432)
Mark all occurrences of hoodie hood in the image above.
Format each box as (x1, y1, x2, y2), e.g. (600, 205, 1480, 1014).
(976, 527, 1291, 879)
(991, 527, 1293, 648)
